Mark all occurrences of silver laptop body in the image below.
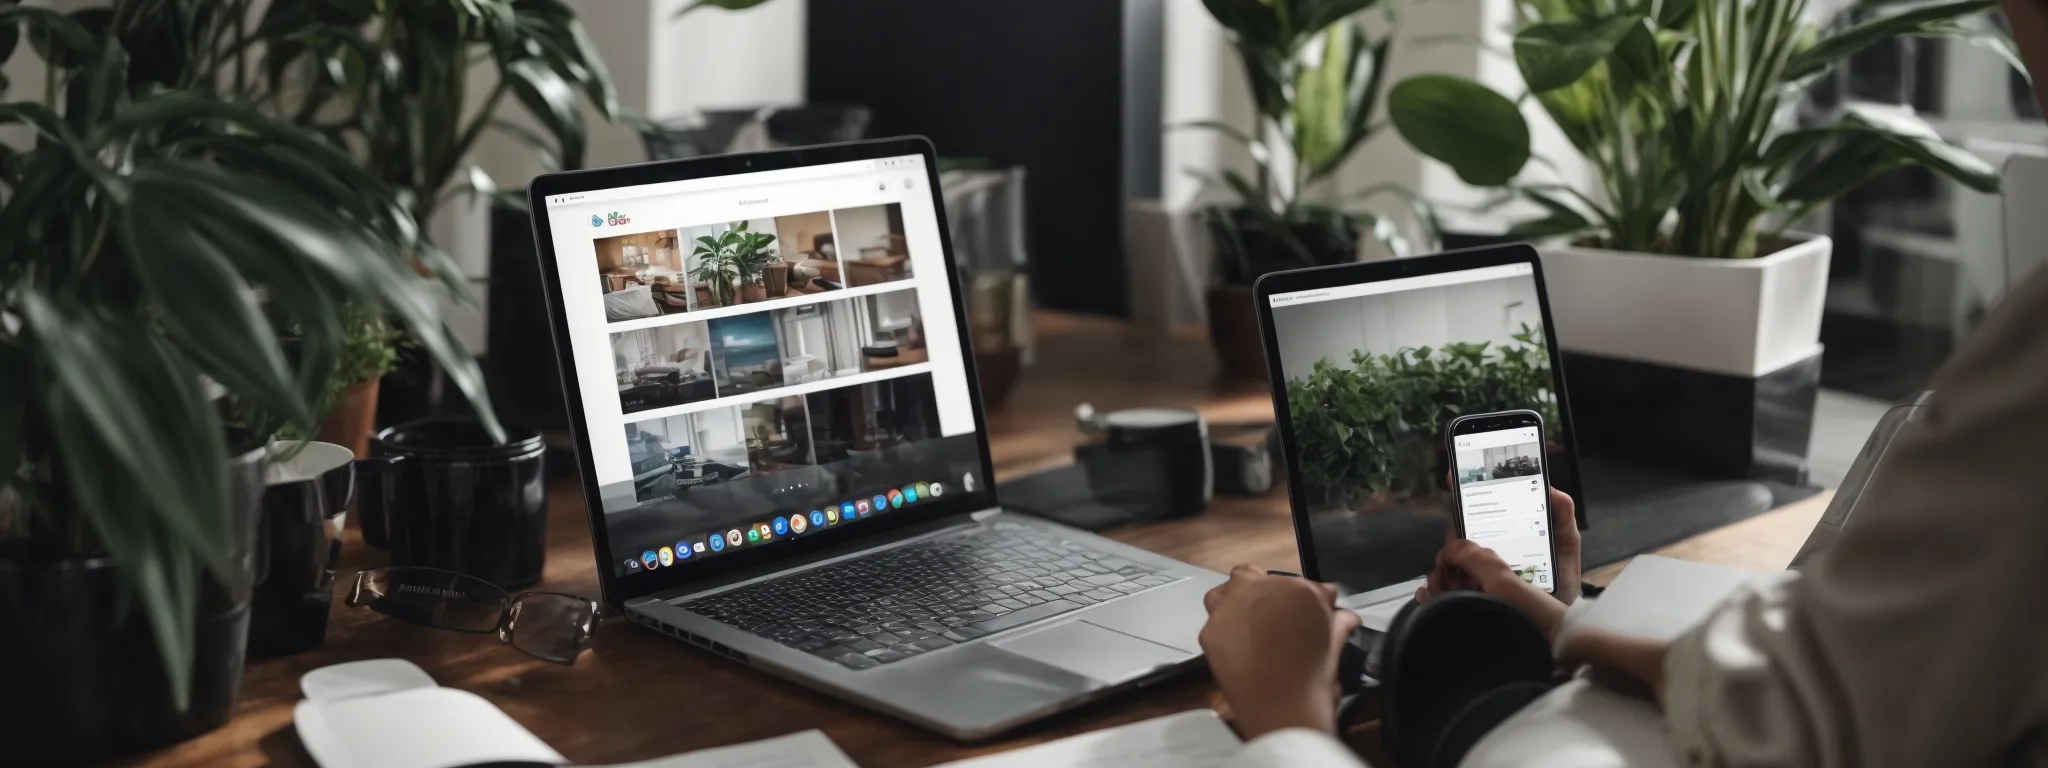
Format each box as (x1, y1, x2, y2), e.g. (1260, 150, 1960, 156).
(527, 139, 1221, 741)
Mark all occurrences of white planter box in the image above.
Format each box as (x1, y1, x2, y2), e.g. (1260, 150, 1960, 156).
(1538, 234, 1833, 378)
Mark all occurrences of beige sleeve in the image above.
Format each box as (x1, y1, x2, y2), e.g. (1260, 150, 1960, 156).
(1660, 267, 2048, 768)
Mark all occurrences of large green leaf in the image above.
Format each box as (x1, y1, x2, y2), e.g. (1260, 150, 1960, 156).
(1514, 13, 1643, 92)
(1294, 23, 1359, 181)
(1777, 104, 2000, 203)
(1387, 75, 1531, 186)
(674, 0, 779, 19)
(20, 292, 235, 587)
(1202, 0, 1284, 51)
(122, 184, 306, 426)
(1294, 0, 1390, 41)
(1782, 0, 1996, 82)
(501, 56, 586, 171)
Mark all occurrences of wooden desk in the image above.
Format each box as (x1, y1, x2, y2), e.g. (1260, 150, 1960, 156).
(133, 312, 1826, 767)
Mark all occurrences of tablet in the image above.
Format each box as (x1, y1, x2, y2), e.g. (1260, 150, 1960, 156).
(1254, 244, 1587, 598)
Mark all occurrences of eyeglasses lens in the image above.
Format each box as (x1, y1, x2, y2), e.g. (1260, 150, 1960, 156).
(505, 593, 598, 664)
(355, 567, 508, 633)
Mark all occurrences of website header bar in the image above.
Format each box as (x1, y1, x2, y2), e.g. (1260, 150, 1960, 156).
(1268, 263, 1534, 308)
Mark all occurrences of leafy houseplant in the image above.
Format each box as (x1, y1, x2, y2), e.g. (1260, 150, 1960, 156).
(1386, 0, 2006, 256)
(247, 0, 617, 437)
(692, 222, 778, 307)
(1286, 326, 1557, 507)
(1384, 0, 2016, 478)
(1192, 0, 1439, 378)
(0, 3, 497, 760)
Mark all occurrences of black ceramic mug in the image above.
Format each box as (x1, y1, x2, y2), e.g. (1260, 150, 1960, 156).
(1073, 404, 1213, 520)
(358, 419, 548, 589)
(249, 441, 357, 658)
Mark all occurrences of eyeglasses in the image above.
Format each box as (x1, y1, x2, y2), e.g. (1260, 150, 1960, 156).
(344, 567, 600, 665)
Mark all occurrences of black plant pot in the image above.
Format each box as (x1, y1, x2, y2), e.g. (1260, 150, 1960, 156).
(0, 445, 266, 765)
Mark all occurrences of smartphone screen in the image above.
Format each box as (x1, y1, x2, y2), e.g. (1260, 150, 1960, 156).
(1451, 423, 1555, 592)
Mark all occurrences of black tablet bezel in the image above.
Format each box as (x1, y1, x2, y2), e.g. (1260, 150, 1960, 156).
(526, 137, 1000, 614)
(1251, 243, 1589, 585)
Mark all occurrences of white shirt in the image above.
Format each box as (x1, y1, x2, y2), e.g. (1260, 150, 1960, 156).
(1234, 729, 1369, 768)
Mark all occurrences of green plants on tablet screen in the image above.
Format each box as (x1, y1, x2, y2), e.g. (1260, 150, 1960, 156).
(1288, 325, 1558, 506)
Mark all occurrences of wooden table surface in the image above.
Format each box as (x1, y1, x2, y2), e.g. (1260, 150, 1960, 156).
(132, 312, 1830, 767)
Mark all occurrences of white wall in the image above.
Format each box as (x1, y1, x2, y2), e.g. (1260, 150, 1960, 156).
(1268, 275, 1543, 380)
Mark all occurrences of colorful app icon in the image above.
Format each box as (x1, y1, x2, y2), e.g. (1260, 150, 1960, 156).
(757, 522, 773, 540)
(872, 494, 888, 511)
(810, 510, 826, 527)
(888, 489, 904, 508)
(905, 486, 920, 503)
(641, 550, 659, 570)
(746, 527, 760, 543)
(676, 541, 692, 560)
(839, 501, 855, 520)
(916, 482, 930, 499)
(856, 499, 872, 515)
(712, 533, 729, 552)
(930, 482, 945, 498)
(790, 514, 808, 533)
(693, 541, 706, 553)
(825, 507, 840, 523)
(658, 547, 674, 566)
(773, 517, 790, 535)
(626, 558, 642, 571)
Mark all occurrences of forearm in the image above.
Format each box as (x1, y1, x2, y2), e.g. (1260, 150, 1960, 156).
(1557, 629, 1668, 700)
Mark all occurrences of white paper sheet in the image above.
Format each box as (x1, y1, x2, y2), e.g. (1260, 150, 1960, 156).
(1562, 555, 1764, 643)
(590, 731, 856, 768)
(931, 710, 1243, 768)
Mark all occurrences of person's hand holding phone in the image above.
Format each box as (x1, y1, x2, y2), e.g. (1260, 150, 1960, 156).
(1419, 488, 1582, 638)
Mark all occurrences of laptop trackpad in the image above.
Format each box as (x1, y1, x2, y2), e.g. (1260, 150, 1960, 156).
(992, 620, 1189, 684)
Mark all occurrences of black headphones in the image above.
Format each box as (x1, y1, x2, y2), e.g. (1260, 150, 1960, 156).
(1375, 593, 1557, 768)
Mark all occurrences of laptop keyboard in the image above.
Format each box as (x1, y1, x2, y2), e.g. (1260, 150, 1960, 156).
(684, 522, 1181, 670)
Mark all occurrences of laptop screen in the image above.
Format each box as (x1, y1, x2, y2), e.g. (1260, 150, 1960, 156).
(1266, 262, 1579, 596)
(539, 154, 985, 580)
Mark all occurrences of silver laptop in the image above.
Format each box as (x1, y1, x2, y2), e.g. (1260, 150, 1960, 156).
(528, 138, 1223, 740)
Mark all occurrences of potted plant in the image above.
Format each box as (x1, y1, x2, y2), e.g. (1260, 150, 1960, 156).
(1190, 0, 1441, 378)
(0, 4, 498, 762)
(1386, 0, 2011, 478)
(248, 0, 618, 436)
(692, 222, 778, 306)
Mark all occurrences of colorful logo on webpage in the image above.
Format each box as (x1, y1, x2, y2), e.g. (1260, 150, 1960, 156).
(589, 214, 603, 227)
(604, 211, 631, 227)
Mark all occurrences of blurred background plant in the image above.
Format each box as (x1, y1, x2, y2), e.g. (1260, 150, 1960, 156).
(1190, 0, 1442, 284)
(1285, 325, 1558, 505)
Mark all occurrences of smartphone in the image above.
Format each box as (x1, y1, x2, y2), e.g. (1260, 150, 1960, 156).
(1446, 409, 1558, 594)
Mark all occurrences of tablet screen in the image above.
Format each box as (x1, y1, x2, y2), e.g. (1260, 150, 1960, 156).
(1267, 262, 1578, 595)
